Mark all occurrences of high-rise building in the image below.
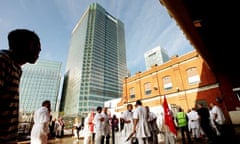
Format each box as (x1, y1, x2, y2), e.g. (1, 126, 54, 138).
(61, 3, 128, 116)
(19, 60, 62, 113)
(144, 46, 170, 70)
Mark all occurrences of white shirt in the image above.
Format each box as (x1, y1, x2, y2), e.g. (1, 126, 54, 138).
(122, 110, 133, 138)
(133, 105, 151, 138)
(30, 107, 50, 144)
(93, 112, 104, 132)
(123, 110, 133, 122)
(211, 105, 225, 125)
(82, 114, 92, 136)
(188, 110, 200, 129)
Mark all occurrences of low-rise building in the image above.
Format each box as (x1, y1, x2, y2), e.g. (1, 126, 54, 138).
(117, 50, 238, 123)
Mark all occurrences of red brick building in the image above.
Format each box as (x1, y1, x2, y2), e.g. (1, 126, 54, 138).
(117, 50, 238, 122)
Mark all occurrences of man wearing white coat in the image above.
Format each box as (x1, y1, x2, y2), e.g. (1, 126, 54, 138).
(132, 100, 151, 144)
(30, 100, 51, 144)
(93, 106, 104, 144)
(122, 104, 134, 144)
(187, 108, 201, 139)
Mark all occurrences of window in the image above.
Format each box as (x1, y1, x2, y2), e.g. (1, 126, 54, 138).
(163, 76, 172, 90)
(144, 82, 152, 95)
(233, 87, 240, 101)
(187, 67, 200, 84)
(129, 87, 135, 99)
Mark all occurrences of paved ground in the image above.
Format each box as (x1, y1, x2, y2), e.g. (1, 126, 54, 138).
(18, 136, 82, 144)
(18, 125, 240, 144)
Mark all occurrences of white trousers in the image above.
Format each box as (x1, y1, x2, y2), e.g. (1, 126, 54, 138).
(95, 131, 102, 144)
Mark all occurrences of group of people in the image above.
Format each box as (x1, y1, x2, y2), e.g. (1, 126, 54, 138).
(0, 28, 160, 144)
(0, 29, 162, 144)
(25, 98, 227, 144)
(121, 100, 161, 144)
(175, 102, 226, 144)
(28, 100, 65, 143)
(49, 116, 65, 138)
(84, 100, 161, 144)
(0, 28, 231, 144)
(28, 99, 227, 144)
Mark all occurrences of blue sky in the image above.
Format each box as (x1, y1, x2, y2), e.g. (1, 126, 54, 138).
(0, 0, 194, 75)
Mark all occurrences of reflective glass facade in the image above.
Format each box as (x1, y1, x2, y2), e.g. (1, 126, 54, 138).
(62, 3, 127, 116)
(20, 60, 62, 112)
(144, 46, 170, 70)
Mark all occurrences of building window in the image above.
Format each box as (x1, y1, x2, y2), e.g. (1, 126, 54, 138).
(163, 76, 172, 90)
(144, 82, 152, 95)
(187, 67, 200, 84)
(129, 87, 135, 99)
(233, 87, 240, 101)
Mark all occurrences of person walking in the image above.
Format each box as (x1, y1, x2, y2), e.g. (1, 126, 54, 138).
(197, 103, 217, 143)
(209, 107, 221, 136)
(55, 117, 65, 138)
(187, 108, 201, 140)
(73, 117, 82, 140)
(83, 112, 94, 144)
(101, 107, 111, 144)
(111, 114, 119, 144)
(30, 100, 51, 144)
(49, 117, 56, 138)
(121, 104, 134, 144)
(93, 106, 104, 144)
(0, 29, 41, 143)
(59, 117, 65, 137)
(176, 107, 192, 144)
(111, 114, 119, 132)
(132, 100, 151, 144)
(146, 106, 160, 144)
(209, 102, 225, 135)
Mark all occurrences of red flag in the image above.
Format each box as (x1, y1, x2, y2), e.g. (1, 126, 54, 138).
(163, 95, 177, 136)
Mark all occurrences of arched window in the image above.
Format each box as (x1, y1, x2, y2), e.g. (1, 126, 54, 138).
(144, 82, 152, 95)
(129, 87, 135, 99)
(163, 76, 172, 90)
(186, 67, 200, 84)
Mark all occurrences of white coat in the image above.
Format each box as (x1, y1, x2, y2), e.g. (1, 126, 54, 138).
(188, 110, 200, 129)
(122, 110, 133, 144)
(133, 105, 151, 138)
(30, 107, 50, 144)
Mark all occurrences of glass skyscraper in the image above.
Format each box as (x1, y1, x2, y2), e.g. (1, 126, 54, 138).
(144, 46, 170, 70)
(19, 59, 62, 113)
(61, 3, 127, 116)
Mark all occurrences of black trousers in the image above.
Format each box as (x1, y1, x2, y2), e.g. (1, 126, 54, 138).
(101, 134, 110, 144)
(179, 125, 192, 144)
(76, 127, 81, 139)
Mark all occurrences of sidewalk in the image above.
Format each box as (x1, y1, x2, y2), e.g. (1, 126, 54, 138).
(18, 124, 240, 144)
(18, 136, 83, 144)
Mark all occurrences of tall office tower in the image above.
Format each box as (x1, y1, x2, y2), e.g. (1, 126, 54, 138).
(144, 46, 170, 70)
(61, 3, 127, 116)
(19, 60, 62, 113)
